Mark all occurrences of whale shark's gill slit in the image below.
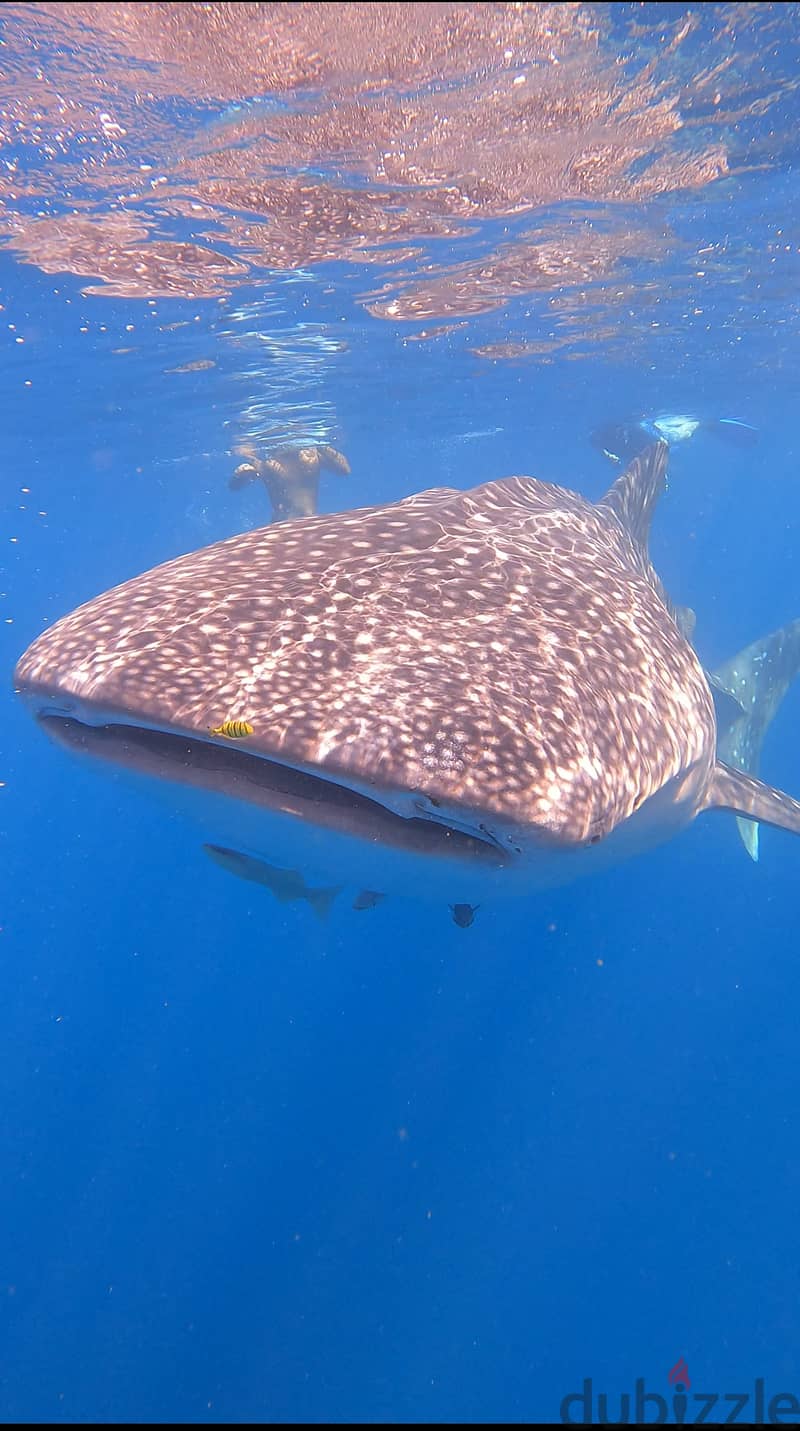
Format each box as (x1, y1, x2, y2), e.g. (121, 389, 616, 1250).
(39, 715, 507, 865)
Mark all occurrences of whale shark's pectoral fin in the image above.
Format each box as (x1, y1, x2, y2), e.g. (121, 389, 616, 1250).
(701, 763, 800, 844)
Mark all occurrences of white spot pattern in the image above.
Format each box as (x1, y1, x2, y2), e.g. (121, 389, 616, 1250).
(15, 454, 717, 847)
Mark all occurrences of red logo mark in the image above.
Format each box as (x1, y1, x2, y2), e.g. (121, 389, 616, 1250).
(669, 1357, 691, 1389)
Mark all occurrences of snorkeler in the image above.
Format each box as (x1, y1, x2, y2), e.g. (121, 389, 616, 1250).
(230, 443, 351, 522)
(590, 414, 758, 465)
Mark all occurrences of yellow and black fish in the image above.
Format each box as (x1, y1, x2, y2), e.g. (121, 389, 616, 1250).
(209, 719, 254, 739)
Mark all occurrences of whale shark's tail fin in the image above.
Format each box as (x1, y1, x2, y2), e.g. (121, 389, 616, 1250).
(708, 619, 800, 859)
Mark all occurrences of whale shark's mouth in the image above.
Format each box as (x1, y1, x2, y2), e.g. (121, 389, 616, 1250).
(37, 714, 511, 866)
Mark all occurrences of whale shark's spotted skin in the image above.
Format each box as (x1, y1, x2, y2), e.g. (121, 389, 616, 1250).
(14, 443, 800, 889)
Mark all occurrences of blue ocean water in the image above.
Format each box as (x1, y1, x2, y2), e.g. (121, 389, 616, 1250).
(2, 3, 800, 1423)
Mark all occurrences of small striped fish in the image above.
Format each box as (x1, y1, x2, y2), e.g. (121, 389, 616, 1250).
(209, 718, 254, 739)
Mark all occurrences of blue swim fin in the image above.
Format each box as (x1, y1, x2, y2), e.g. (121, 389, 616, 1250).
(704, 418, 759, 447)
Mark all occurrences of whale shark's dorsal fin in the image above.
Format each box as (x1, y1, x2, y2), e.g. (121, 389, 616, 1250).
(596, 440, 669, 553)
(596, 441, 684, 630)
(701, 762, 800, 838)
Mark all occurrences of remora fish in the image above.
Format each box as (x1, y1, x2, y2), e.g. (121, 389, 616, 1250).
(204, 843, 341, 919)
(13, 443, 800, 903)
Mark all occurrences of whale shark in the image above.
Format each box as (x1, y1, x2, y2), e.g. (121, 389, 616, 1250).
(13, 442, 800, 907)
